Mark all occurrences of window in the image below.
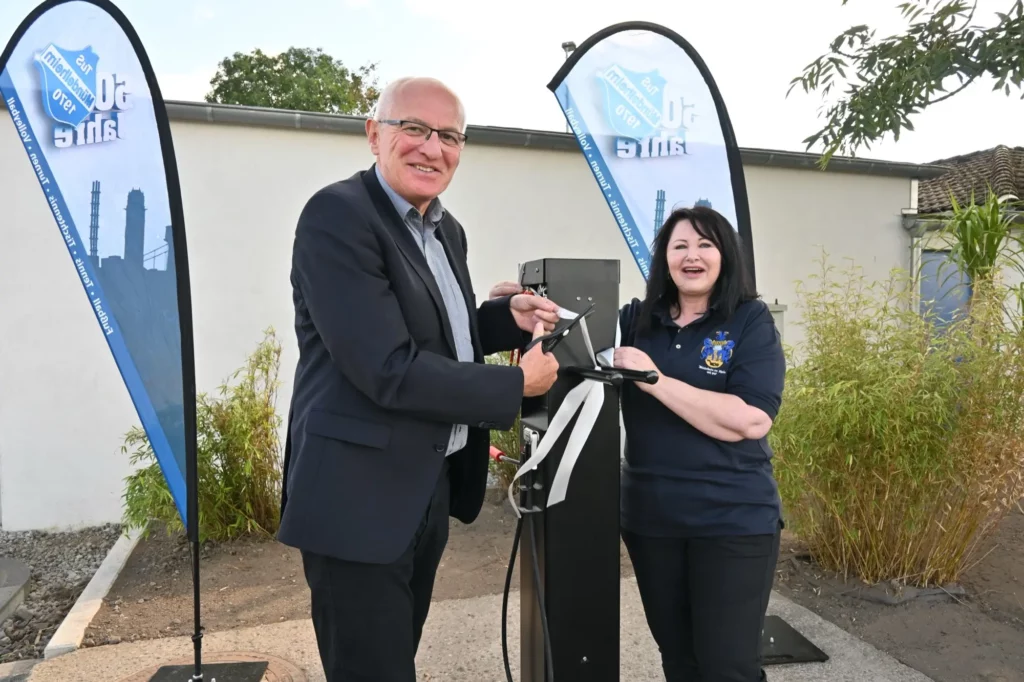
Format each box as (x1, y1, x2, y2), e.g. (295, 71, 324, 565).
(919, 249, 972, 328)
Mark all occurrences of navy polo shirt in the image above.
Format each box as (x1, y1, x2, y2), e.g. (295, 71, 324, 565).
(618, 297, 786, 538)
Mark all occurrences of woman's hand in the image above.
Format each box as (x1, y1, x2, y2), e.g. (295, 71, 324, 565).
(489, 280, 523, 299)
(613, 347, 661, 389)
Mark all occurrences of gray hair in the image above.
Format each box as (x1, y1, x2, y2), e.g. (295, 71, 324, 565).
(374, 76, 467, 132)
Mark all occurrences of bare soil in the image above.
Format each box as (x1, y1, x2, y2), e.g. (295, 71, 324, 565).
(84, 495, 1024, 682)
(774, 505, 1024, 682)
(84, 490, 635, 646)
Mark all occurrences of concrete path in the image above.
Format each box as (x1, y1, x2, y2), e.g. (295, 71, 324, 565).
(25, 579, 934, 681)
(0, 659, 38, 682)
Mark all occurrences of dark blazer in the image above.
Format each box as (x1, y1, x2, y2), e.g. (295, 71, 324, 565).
(277, 165, 530, 565)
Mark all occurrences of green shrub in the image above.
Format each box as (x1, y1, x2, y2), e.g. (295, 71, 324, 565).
(121, 328, 284, 543)
(486, 351, 521, 494)
(771, 255, 1024, 587)
(935, 190, 1024, 297)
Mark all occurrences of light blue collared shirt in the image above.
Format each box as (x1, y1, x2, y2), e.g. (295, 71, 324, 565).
(375, 165, 473, 456)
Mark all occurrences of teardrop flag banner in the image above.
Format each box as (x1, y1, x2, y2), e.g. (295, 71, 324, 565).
(547, 21, 756, 285)
(0, 0, 195, 535)
(0, 2, 252, 678)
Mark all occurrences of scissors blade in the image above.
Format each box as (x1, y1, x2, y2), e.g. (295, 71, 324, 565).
(579, 315, 598, 368)
(567, 303, 597, 367)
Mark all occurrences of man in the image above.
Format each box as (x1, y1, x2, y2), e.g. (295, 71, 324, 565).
(278, 76, 561, 682)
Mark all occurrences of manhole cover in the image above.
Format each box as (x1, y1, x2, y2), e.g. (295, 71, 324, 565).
(118, 651, 305, 682)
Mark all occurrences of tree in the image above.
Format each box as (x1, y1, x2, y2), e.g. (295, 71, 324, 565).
(205, 47, 380, 116)
(788, 1, 1024, 168)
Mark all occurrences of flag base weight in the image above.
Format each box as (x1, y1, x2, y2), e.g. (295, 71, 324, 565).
(118, 652, 302, 682)
(762, 615, 830, 666)
(147, 662, 268, 682)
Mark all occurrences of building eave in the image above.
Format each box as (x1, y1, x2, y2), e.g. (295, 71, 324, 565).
(162, 100, 948, 180)
(0, 97, 948, 179)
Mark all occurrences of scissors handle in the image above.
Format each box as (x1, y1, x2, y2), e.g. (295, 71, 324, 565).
(521, 303, 595, 355)
(522, 329, 566, 354)
(615, 368, 660, 384)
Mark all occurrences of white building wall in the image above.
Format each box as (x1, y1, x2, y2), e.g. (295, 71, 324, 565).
(0, 107, 926, 530)
(748, 164, 915, 336)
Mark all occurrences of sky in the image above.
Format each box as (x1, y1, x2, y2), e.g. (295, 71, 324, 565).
(1, 0, 1021, 165)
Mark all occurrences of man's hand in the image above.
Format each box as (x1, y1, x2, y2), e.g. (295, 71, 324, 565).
(511, 293, 560, 333)
(489, 281, 523, 299)
(520, 322, 559, 396)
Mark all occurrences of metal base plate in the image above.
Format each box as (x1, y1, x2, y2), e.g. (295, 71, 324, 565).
(761, 615, 829, 666)
(148, 662, 269, 682)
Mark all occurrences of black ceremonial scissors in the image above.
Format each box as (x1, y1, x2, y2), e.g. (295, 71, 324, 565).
(522, 302, 596, 355)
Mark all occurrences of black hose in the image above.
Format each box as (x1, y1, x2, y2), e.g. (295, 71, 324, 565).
(500, 512, 555, 682)
(502, 516, 523, 682)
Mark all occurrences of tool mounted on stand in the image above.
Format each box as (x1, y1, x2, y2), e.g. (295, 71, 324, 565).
(498, 258, 658, 682)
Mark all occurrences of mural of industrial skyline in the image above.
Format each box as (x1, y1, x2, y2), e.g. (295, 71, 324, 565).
(85, 180, 184, 467)
(653, 189, 713, 235)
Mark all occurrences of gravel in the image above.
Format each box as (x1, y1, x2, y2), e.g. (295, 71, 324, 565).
(0, 523, 121, 663)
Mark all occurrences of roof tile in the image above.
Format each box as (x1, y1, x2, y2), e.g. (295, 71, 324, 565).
(918, 145, 1024, 213)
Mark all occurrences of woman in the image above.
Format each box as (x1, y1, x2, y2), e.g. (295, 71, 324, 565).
(612, 206, 786, 682)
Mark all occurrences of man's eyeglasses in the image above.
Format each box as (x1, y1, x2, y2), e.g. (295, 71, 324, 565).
(377, 119, 467, 149)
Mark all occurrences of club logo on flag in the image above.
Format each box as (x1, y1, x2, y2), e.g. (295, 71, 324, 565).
(598, 64, 664, 138)
(597, 64, 690, 161)
(35, 43, 97, 126)
(33, 43, 129, 148)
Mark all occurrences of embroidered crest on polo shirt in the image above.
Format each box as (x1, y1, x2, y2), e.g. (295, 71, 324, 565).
(699, 331, 735, 376)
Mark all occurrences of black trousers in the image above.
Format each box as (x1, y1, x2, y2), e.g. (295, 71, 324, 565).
(300, 460, 451, 682)
(621, 524, 780, 682)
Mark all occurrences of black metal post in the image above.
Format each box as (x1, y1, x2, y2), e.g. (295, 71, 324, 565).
(517, 258, 622, 682)
(189, 497, 202, 678)
(186, 374, 202, 681)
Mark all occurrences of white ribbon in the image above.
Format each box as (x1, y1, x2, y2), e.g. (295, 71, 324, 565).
(507, 307, 622, 517)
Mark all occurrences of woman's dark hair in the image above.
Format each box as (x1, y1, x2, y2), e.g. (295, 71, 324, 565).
(637, 205, 758, 334)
